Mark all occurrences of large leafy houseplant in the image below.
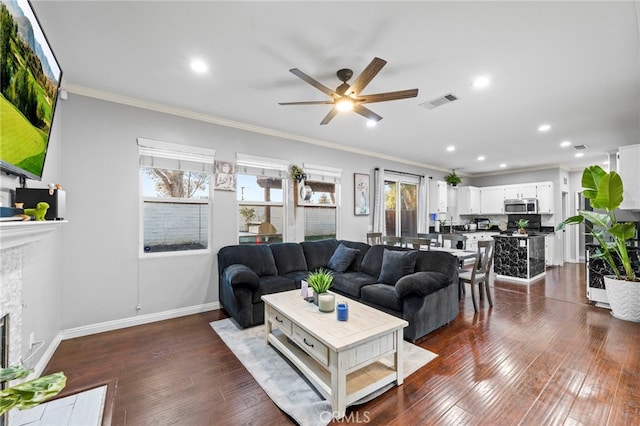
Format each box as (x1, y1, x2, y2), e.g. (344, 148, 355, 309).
(0, 366, 66, 415)
(557, 165, 637, 281)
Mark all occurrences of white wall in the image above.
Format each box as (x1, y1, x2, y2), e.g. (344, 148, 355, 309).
(54, 93, 441, 332)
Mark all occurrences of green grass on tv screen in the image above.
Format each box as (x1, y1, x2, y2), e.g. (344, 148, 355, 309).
(0, 95, 48, 177)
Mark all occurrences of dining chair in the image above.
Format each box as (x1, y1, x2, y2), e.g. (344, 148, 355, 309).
(382, 235, 403, 246)
(402, 237, 432, 250)
(366, 232, 382, 245)
(441, 233, 467, 250)
(458, 239, 495, 312)
(417, 233, 440, 247)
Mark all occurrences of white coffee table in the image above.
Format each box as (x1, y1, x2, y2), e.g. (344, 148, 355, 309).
(261, 290, 408, 419)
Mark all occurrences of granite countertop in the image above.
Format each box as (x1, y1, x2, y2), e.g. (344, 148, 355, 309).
(494, 233, 546, 238)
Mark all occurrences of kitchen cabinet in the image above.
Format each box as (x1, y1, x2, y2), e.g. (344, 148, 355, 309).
(429, 180, 448, 213)
(536, 182, 554, 214)
(617, 144, 640, 210)
(504, 184, 537, 200)
(480, 186, 505, 214)
(463, 231, 499, 252)
(458, 186, 481, 215)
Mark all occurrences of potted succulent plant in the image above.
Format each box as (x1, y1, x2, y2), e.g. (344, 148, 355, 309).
(307, 268, 335, 312)
(0, 366, 66, 416)
(516, 219, 529, 234)
(557, 165, 638, 322)
(444, 170, 462, 186)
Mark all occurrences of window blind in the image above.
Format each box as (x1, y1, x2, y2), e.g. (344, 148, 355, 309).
(303, 163, 342, 184)
(138, 138, 215, 173)
(236, 153, 289, 178)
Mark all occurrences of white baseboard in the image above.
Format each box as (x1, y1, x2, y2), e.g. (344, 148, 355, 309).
(29, 302, 220, 377)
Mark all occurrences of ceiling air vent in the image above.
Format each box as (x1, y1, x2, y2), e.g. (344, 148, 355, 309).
(573, 144, 588, 150)
(420, 93, 458, 110)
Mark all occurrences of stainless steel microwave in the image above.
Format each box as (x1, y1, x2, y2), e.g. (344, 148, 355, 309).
(504, 198, 538, 214)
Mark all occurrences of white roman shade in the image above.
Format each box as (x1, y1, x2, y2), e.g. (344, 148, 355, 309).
(236, 153, 289, 178)
(303, 163, 342, 183)
(138, 138, 215, 173)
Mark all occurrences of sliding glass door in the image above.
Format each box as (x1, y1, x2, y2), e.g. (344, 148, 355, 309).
(384, 174, 419, 237)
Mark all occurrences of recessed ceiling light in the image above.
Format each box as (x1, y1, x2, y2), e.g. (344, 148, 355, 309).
(560, 140, 571, 147)
(446, 146, 455, 152)
(603, 160, 610, 165)
(366, 120, 377, 127)
(575, 152, 584, 158)
(472, 75, 490, 89)
(190, 59, 208, 74)
(499, 163, 507, 168)
(477, 156, 486, 161)
(538, 124, 551, 132)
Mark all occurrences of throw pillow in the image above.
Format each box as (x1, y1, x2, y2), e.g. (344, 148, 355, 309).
(327, 243, 359, 273)
(378, 249, 418, 285)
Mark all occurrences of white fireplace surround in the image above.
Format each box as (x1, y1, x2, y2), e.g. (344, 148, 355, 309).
(0, 221, 66, 371)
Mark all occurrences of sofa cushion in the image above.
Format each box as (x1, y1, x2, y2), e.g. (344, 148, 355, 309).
(395, 271, 449, 299)
(378, 249, 418, 285)
(218, 244, 278, 277)
(251, 275, 296, 303)
(327, 243, 359, 273)
(331, 271, 378, 298)
(338, 240, 370, 271)
(360, 283, 403, 312)
(269, 242, 308, 275)
(301, 239, 340, 271)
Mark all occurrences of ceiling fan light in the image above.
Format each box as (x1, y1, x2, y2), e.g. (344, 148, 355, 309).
(336, 99, 354, 112)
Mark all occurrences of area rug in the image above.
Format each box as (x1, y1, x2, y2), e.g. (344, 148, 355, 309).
(211, 318, 437, 426)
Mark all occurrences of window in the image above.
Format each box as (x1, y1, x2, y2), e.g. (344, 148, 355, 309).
(138, 138, 215, 255)
(236, 154, 288, 245)
(302, 164, 341, 241)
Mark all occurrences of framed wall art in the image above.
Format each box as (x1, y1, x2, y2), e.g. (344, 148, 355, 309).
(214, 160, 237, 191)
(354, 173, 370, 215)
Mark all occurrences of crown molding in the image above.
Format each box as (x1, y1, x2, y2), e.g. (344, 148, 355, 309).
(61, 82, 451, 173)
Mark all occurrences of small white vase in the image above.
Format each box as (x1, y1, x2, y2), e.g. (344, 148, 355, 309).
(604, 276, 640, 323)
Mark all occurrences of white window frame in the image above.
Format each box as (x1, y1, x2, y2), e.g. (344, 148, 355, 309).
(138, 138, 215, 258)
(301, 163, 341, 240)
(236, 153, 289, 243)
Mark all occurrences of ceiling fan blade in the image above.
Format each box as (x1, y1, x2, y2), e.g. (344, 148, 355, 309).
(289, 68, 337, 97)
(356, 88, 419, 104)
(353, 104, 382, 122)
(279, 100, 334, 105)
(320, 107, 338, 125)
(348, 57, 387, 96)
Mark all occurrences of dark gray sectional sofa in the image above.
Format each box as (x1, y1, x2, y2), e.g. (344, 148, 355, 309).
(217, 238, 459, 342)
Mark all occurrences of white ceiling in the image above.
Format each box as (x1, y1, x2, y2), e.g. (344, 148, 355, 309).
(31, 1, 640, 176)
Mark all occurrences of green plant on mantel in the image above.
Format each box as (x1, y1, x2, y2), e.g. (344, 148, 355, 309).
(307, 268, 334, 294)
(444, 170, 462, 186)
(0, 366, 66, 415)
(557, 165, 637, 281)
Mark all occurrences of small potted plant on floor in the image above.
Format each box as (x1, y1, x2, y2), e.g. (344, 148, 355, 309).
(516, 219, 529, 234)
(0, 366, 66, 416)
(307, 268, 335, 312)
(557, 165, 638, 322)
(444, 170, 462, 186)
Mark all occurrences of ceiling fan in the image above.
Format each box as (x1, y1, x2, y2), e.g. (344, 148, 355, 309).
(279, 57, 418, 125)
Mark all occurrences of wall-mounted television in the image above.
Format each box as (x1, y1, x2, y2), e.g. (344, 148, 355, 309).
(0, 0, 62, 181)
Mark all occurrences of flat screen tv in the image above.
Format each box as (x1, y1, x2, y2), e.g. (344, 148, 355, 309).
(0, 0, 62, 181)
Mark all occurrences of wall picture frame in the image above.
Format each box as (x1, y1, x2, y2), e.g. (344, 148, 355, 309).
(214, 160, 237, 191)
(354, 173, 370, 215)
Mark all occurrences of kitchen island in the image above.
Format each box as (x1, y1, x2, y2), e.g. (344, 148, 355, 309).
(493, 234, 546, 285)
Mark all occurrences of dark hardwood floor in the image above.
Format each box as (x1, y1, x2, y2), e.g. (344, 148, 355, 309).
(43, 263, 640, 425)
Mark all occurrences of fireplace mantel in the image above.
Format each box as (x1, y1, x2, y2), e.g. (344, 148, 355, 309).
(0, 220, 67, 250)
